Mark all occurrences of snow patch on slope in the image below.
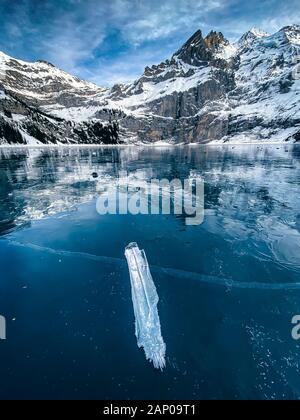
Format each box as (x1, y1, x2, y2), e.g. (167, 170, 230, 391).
(19, 129, 43, 146)
(0, 90, 8, 99)
(216, 43, 238, 59)
(109, 67, 211, 112)
(249, 27, 270, 38)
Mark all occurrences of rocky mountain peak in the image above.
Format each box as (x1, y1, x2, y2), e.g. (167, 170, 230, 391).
(279, 25, 300, 45)
(238, 27, 269, 47)
(173, 29, 212, 65)
(204, 31, 229, 52)
(36, 59, 55, 68)
(281, 24, 300, 33)
(249, 27, 269, 38)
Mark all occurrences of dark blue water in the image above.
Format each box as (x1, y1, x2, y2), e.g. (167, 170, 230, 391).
(0, 144, 300, 400)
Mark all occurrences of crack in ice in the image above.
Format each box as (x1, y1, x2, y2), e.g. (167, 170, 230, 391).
(3, 239, 300, 291)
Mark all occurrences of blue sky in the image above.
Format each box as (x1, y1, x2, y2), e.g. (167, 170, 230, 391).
(0, 0, 299, 86)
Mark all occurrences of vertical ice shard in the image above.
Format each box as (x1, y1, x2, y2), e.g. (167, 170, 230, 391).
(125, 242, 166, 370)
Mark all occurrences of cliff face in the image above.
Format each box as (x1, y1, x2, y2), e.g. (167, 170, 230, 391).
(1, 25, 300, 145)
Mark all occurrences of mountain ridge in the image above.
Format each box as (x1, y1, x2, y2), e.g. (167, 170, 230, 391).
(1, 25, 300, 145)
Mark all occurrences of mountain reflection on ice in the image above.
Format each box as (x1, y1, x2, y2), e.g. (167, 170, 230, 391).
(0, 144, 300, 399)
(1, 144, 300, 274)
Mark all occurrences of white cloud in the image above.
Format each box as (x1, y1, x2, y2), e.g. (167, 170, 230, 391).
(14, 0, 228, 82)
(2, 0, 299, 86)
(75, 46, 171, 86)
(120, 0, 226, 45)
(38, 0, 229, 81)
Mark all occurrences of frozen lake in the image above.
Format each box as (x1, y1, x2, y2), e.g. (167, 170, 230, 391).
(0, 144, 300, 399)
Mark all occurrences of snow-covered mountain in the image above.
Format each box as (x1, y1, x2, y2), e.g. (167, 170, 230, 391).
(1, 25, 300, 145)
(0, 51, 118, 145)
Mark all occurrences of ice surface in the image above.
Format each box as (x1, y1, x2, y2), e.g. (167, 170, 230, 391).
(125, 242, 166, 370)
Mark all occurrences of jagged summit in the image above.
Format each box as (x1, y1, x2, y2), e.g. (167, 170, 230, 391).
(204, 31, 229, 51)
(249, 27, 269, 37)
(238, 27, 269, 47)
(172, 29, 232, 65)
(178, 29, 203, 50)
(279, 25, 300, 45)
(173, 29, 212, 65)
(281, 24, 300, 32)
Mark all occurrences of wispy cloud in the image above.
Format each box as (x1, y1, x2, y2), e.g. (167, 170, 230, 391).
(119, 0, 226, 45)
(0, 0, 299, 86)
(82, 47, 175, 86)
